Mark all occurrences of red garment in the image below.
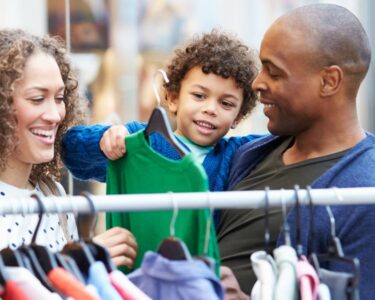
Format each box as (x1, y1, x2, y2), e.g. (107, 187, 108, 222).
(48, 267, 97, 300)
(1, 280, 30, 300)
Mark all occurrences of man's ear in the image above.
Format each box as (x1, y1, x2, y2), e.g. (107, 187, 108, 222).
(166, 91, 178, 114)
(320, 65, 343, 97)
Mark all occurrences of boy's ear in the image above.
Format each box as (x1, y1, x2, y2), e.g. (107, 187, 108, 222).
(231, 114, 242, 129)
(166, 91, 178, 114)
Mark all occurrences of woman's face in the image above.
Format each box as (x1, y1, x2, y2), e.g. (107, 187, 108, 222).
(11, 52, 66, 166)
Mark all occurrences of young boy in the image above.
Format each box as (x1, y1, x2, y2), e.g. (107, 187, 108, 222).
(62, 30, 263, 195)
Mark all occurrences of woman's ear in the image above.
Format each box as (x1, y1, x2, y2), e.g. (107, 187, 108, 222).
(166, 91, 178, 114)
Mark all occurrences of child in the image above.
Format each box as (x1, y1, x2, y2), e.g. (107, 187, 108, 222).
(62, 30, 263, 195)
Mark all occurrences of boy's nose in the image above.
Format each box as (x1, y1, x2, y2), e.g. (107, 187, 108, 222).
(203, 100, 218, 116)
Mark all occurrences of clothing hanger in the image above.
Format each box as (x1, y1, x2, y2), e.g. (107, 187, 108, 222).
(48, 195, 86, 283)
(293, 185, 304, 257)
(279, 188, 291, 246)
(157, 192, 192, 260)
(61, 192, 96, 277)
(18, 193, 62, 293)
(0, 255, 8, 288)
(308, 187, 360, 293)
(79, 191, 116, 273)
(144, 68, 188, 157)
(264, 186, 272, 254)
(306, 186, 315, 253)
(195, 192, 216, 271)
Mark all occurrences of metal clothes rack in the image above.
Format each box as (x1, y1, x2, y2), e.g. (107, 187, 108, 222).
(1, 187, 375, 215)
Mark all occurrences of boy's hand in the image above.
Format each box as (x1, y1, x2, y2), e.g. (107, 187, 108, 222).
(100, 125, 128, 160)
(93, 227, 138, 269)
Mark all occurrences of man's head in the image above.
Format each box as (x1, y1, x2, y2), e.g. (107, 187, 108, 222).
(252, 4, 371, 136)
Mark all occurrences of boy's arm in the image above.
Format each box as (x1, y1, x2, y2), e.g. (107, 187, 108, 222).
(61, 122, 146, 182)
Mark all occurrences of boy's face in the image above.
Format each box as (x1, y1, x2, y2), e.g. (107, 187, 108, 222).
(168, 66, 243, 146)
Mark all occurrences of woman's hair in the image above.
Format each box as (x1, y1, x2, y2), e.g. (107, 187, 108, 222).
(165, 29, 260, 119)
(0, 29, 87, 182)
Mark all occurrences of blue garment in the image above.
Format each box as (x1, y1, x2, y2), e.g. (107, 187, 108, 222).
(128, 251, 224, 300)
(227, 133, 375, 300)
(87, 261, 122, 300)
(61, 122, 263, 192)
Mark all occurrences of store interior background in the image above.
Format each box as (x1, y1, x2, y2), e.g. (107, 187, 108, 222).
(1, 0, 373, 210)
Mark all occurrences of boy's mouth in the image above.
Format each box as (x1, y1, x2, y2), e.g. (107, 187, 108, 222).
(194, 120, 216, 129)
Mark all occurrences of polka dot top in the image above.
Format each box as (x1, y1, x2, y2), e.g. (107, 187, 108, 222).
(0, 181, 78, 252)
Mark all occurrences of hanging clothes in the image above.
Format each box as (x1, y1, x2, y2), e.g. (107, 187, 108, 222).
(110, 269, 151, 300)
(128, 251, 224, 300)
(106, 131, 220, 271)
(48, 267, 98, 300)
(273, 245, 298, 300)
(6, 266, 62, 300)
(250, 250, 277, 300)
(87, 261, 122, 300)
(319, 268, 359, 300)
(296, 256, 320, 300)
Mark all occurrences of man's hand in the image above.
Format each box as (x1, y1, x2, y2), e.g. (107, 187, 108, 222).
(99, 125, 128, 160)
(221, 266, 250, 300)
(93, 227, 138, 269)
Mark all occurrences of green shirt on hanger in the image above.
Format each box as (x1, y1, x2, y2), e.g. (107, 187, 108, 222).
(106, 131, 220, 272)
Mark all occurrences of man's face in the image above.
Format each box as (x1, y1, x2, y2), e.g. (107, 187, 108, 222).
(252, 23, 323, 136)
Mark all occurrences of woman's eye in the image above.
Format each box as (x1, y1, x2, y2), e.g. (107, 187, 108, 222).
(30, 97, 44, 103)
(56, 96, 65, 103)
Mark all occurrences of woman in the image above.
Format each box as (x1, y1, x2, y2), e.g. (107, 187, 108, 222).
(0, 29, 137, 268)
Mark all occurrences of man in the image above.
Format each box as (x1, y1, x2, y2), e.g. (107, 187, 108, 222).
(218, 4, 375, 300)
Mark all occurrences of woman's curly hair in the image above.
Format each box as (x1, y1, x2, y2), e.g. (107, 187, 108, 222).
(0, 29, 87, 183)
(164, 29, 259, 119)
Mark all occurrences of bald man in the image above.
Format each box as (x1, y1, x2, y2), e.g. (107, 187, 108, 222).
(218, 4, 375, 300)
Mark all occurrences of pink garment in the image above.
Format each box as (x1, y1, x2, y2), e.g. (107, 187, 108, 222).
(109, 270, 151, 300)
(296, 256, 320, 300)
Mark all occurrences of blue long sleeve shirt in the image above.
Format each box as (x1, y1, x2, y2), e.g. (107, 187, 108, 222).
(227, 133, 375, 300)
(61, 122, 263, 192)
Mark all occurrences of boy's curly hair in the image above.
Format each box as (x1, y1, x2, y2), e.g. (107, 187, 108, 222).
(0, 29, 87, 183)
(165, 29, 259, 119)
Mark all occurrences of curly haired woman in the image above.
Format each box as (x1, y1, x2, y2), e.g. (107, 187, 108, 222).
(0, 29, 137, 268)
(62, 29, 263, 194)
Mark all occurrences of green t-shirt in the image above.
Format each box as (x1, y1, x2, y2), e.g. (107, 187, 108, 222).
(106, 131, 220, 272)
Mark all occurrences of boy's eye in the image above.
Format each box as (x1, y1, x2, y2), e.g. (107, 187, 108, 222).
(191, 92, 205, 100)
(221, 100, 235, 109)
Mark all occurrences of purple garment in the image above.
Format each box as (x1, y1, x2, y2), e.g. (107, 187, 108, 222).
(128, 251, 224, 300)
